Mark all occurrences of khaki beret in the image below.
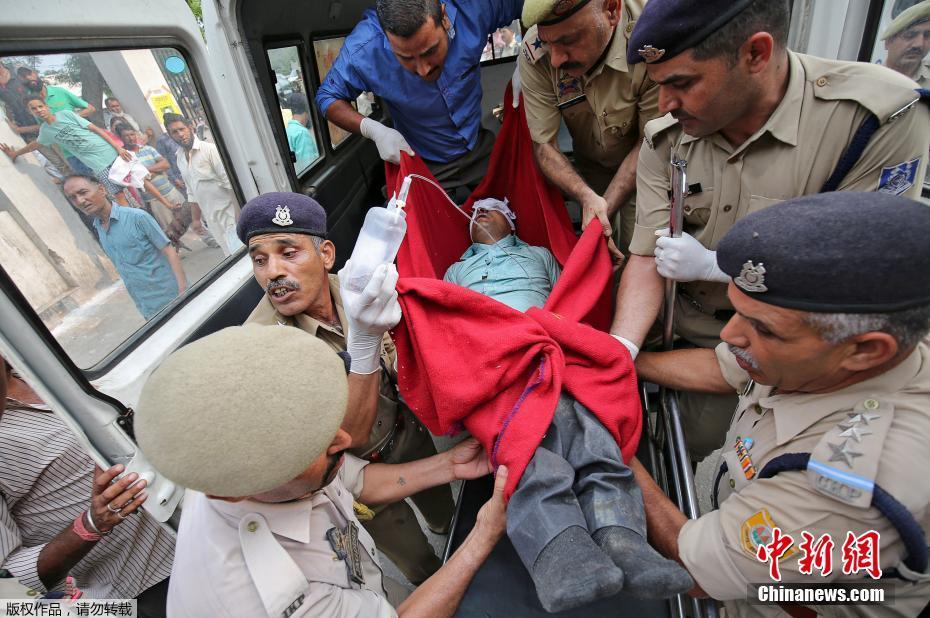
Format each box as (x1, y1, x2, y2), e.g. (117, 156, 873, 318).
(882, 1, 930, 40)
(523, 0, 592, 28)
(135, 325, 348, 497)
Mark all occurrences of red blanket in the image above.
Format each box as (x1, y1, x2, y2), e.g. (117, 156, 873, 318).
(387, 89, 641, 497)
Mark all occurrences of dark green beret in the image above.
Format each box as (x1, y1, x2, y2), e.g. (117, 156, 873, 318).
(135, 325, 348, 497)
(523, 0, 593, 28)
(716, 192, 930, 313)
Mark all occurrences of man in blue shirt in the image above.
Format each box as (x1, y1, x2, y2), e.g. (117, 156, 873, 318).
(62, 175, 187, 319)
(444, 198, 562, 312)
(316, 0, 521, 197)
(283, 93, 320, 173)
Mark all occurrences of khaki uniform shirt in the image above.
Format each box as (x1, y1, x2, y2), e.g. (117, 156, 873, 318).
(914, 60, 930, 89)
(246, 274, 400, 459)
(677, 341, 930, 617)
(168, 455, 396, 618)
(519, 0, 660, 190)
(631, 52, 930, 347)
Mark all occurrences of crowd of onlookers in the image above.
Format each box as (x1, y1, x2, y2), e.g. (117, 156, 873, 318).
(0, 60, 241, 319)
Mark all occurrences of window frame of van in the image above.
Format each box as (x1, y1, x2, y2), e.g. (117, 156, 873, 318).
(306, 30, 385, 154)
(0, 40, 248, 379)
(478, 21, 523, 67)
(262, 39, 327, 180)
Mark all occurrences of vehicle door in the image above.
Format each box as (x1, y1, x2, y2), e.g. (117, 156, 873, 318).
(0, 0, 288, 526)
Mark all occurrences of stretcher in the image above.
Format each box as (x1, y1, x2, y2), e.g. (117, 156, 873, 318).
(387, 85, 718, 616)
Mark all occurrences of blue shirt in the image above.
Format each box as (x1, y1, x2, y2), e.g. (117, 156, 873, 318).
(286, 118, 320, 172)
(443, 235, 561, 313)
(316, 0, 521, 163)
(93, 204, 180, 318)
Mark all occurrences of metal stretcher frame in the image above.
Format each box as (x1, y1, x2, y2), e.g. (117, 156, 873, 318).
(639, 154, 719, 618)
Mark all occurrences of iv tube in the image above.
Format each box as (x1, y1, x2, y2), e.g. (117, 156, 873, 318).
(401, 174, 530, 278)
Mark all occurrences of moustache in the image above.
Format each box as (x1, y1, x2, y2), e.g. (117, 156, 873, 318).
(265, 278, 300, 293)
(728, 344, 760, 371)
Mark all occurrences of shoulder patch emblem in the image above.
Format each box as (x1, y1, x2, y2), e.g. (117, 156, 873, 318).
(878, 158, 920, 195)
(557, 73, 582, 99)
(740, 509, 797, 559)
(521, 26, 547, 64)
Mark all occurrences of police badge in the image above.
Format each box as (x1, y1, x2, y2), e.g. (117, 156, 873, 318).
(272, 205, 294, 226)
(327, 521, 365, 585)
(638, 45, 666, 63)
(734, 260, 767, 293)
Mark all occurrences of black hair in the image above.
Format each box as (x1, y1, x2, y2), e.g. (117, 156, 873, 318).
(113, 122, 134, 137)
(691, 0, 790, 66)
(16, 66, 35, 78)
(162, 112, 190, 131)
(104, 96, 119, 106)
(375, 0, 443, 37)
(62, 173, 100, 186)
(284, 92, 309, 115)
(22, 93, 44, 107)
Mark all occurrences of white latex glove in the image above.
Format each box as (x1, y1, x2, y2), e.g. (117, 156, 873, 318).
(360, 117, 414, 164)
(339, 261, 402, 374)
(653, 229, 729, 283)
(611, 334, 640, 361)
(511, 64, 521, 109)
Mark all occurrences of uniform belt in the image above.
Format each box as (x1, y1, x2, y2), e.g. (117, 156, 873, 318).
(365, 412, 405, 463)
(679, 289, 735, 323)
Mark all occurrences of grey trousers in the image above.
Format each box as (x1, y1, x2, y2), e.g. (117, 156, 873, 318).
(507, 393, 647, 569)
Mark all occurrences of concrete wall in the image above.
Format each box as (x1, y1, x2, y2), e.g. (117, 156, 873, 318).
(91, 50, 165, 134)
(0, 118, 114, 314)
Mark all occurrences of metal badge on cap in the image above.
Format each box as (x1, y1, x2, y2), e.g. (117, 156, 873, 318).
(272, 205, 293, 226)
(735, 260, 767, 293)
(638, 45, 666, 63)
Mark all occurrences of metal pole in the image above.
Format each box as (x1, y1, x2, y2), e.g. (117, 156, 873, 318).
(663, 155, 688, 351)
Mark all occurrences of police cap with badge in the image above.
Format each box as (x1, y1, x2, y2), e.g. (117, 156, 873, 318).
(716, 191, 930, 313)
(627, 0, 757, 64)
(236, 191, 328, 245)
(715, 192, 930, 581)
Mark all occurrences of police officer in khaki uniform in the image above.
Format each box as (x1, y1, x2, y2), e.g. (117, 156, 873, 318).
(237, 193, 454, 585)
(881, 1, 930, 87)
(519, 0, 659, 256)
(609, 0, 930, 460)
(632, 193, 930, 616)
(134, 325, 509, 618)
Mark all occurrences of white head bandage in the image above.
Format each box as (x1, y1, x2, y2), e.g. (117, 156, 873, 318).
(470, 197, 516, 232)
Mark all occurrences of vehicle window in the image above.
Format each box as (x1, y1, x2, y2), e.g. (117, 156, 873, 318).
(0, 48, 241, 369)
(481, 20, 522, 63)
(313, 36, 375, 149)
(868, 0, 930, 187)
(267, 45, 323, 176)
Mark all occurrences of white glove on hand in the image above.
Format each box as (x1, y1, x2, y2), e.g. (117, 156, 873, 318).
(653, 229, 729, 283)
(511, 64, 521, 109)
(611, 334, 640, 361)
(339, 261, 402, 374)
(360, 117, 414, 164)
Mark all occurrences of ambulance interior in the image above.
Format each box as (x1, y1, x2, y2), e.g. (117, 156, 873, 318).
(0, 1, 919, 616)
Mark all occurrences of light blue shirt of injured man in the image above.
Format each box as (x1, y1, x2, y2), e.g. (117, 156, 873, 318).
(443, 234, 561, 313)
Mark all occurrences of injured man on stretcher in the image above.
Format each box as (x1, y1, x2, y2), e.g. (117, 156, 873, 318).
(442, 198, 693, 612)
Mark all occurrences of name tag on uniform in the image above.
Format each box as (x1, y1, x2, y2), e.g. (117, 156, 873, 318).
(557, 94, 587, 110)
